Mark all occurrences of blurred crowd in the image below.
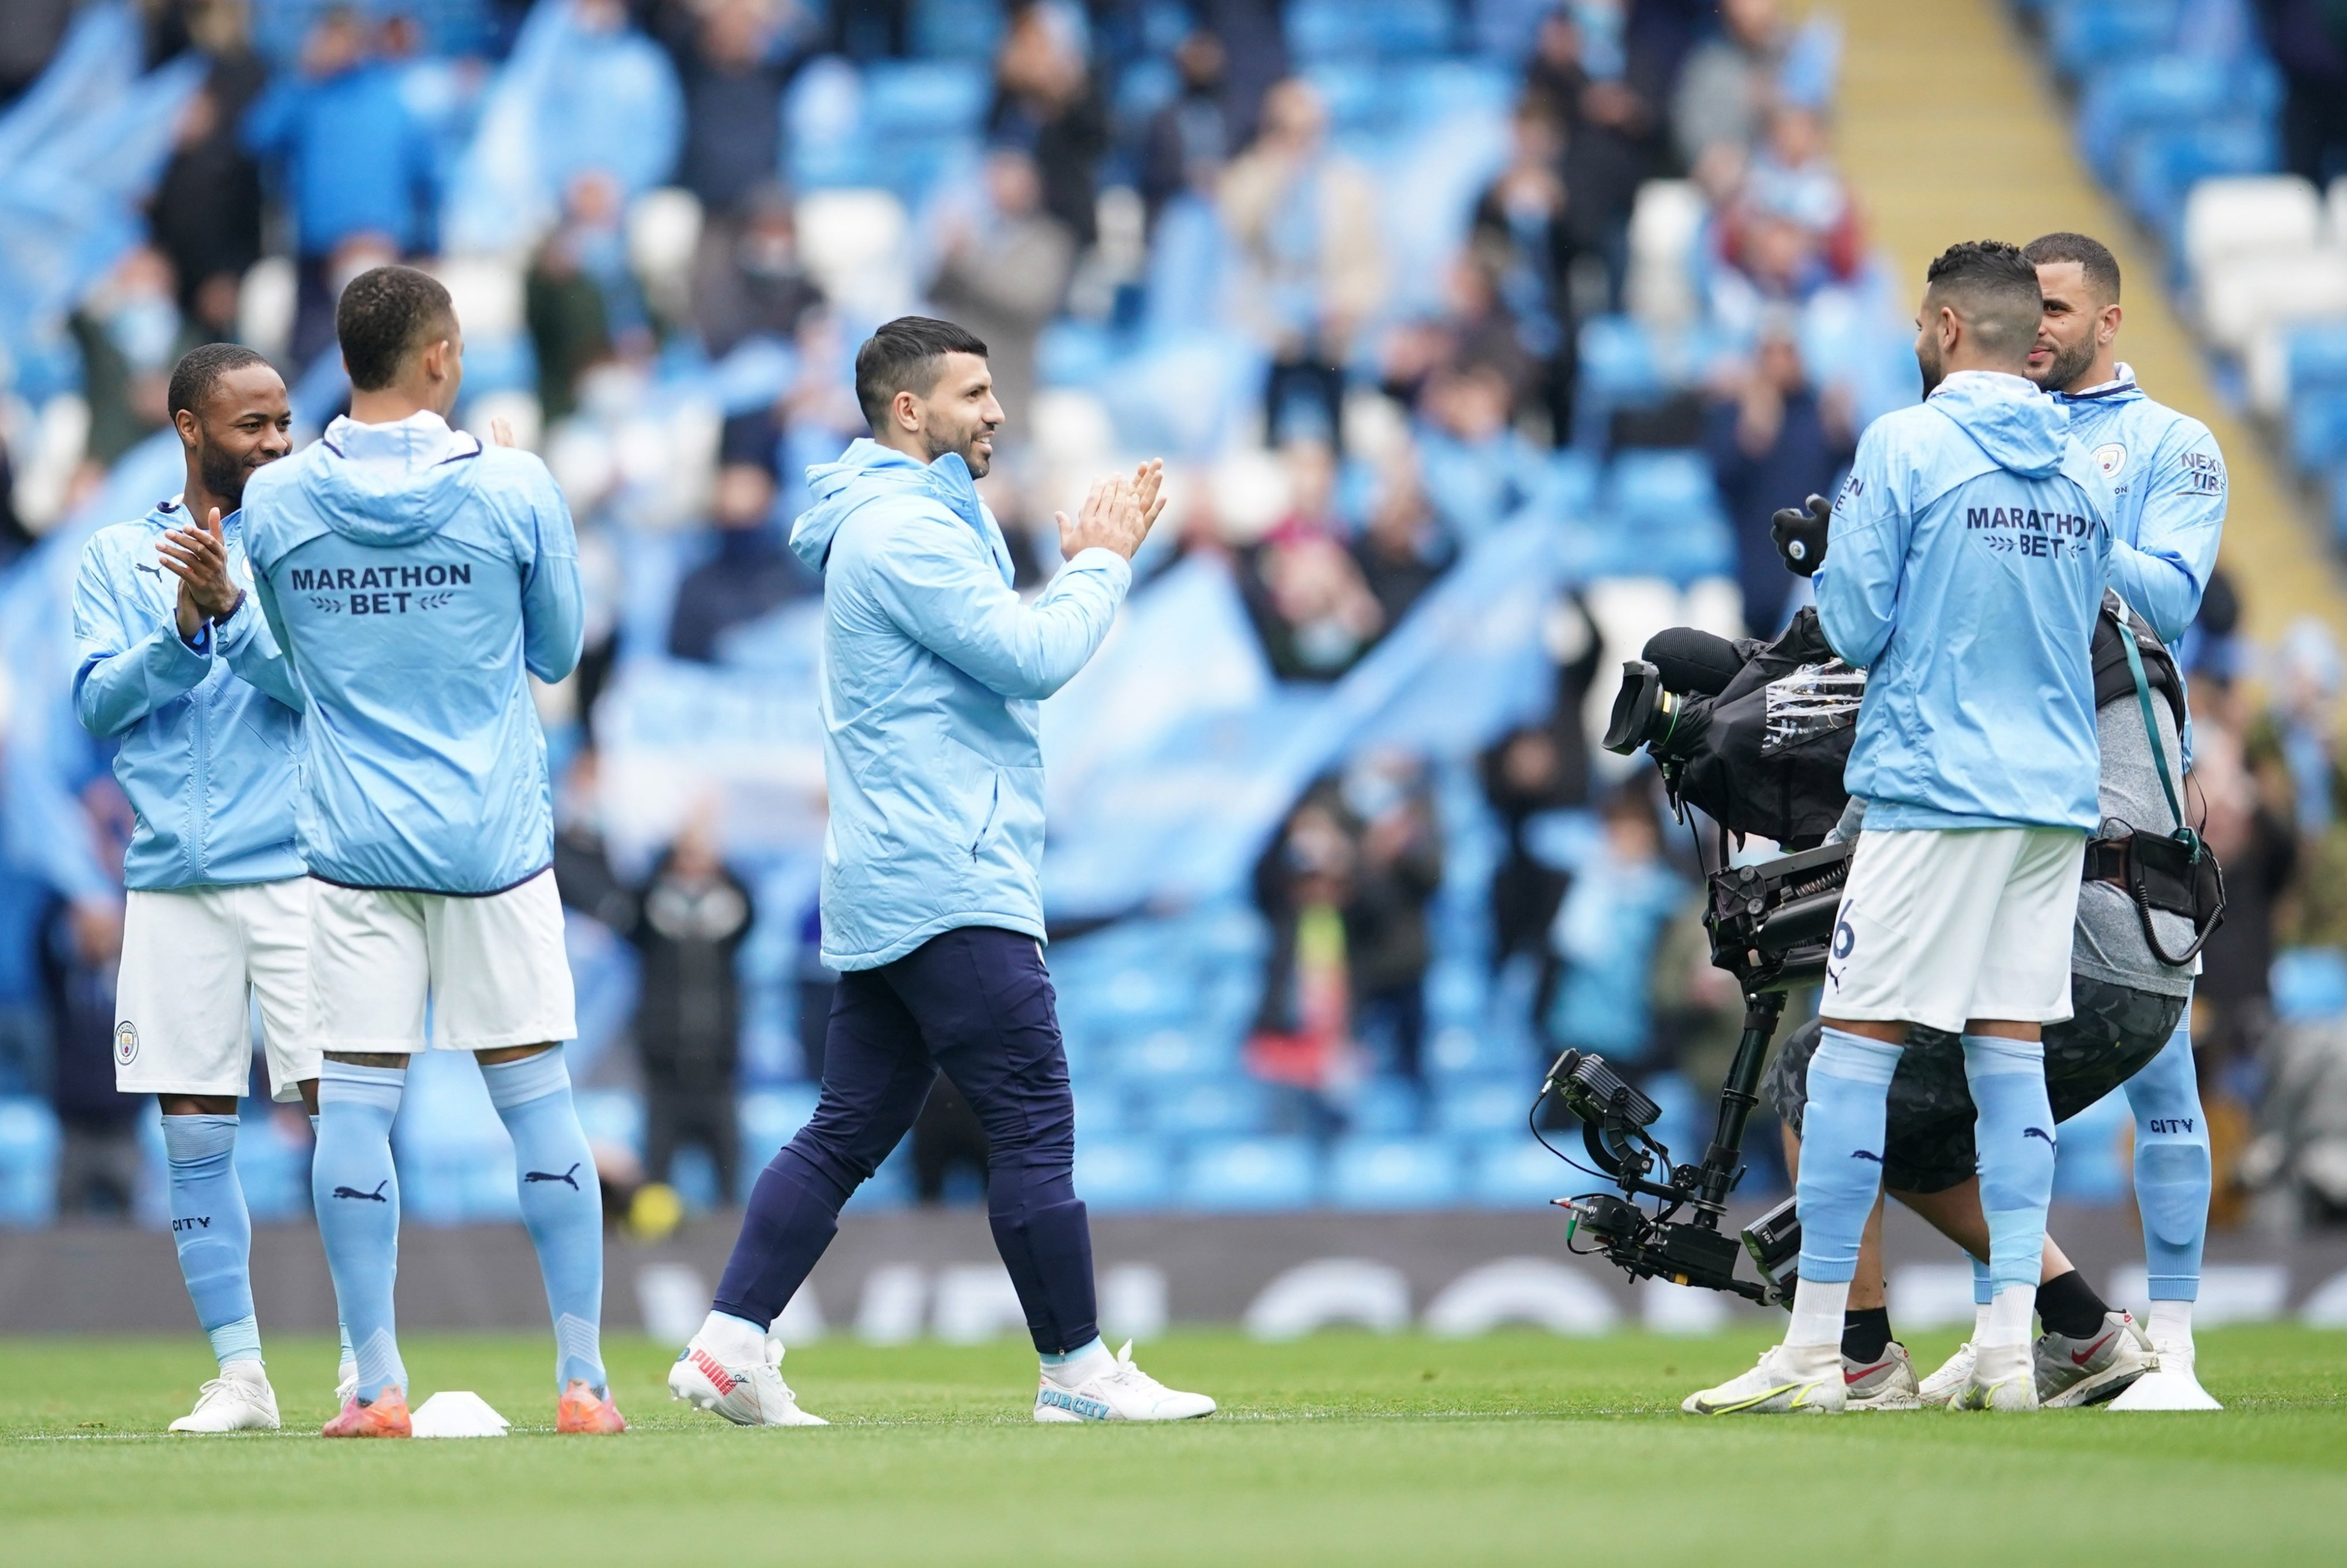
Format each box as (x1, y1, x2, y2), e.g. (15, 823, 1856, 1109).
(0, 0, 2340, 1230)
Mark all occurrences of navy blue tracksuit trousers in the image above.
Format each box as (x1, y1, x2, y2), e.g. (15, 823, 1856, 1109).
(712, 926, 1097, 1353)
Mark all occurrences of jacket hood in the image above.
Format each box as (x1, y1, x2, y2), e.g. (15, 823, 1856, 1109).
(1927, 371, 2071, 479)
(792, 437, 982, 575)
(300, 412, 484, 546)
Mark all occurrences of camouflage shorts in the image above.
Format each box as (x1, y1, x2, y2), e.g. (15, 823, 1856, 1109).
(1763, 975, 2186, 1194)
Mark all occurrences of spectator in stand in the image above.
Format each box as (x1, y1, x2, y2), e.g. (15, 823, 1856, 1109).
(244, 5, 438, 366)
(1222, 78, 1385, 451)
(1703, 315, 1854, 635)
(1350, 446, 1454, 630)
(928, 147, 1076, 451)
(69, 247, 198, 466)
(1236, 442, 1385, 680)
(537, 0, 684, 204)
(987, 2, 1107, 249)
(526, 185, 621, 424)
(149, 74, 265, 345)
(2256, 0, 2347, 186)
(1729, 104, 1862, 285)
(675, 0, 808, 219)
(1139, 29, 1235, 230)
(1247, 786, 1359, 1137)
(1472, 102, 1578, 445)
(1544, 779, 1685, 1062)
(1415, 358, 1549, 547)
(1340, 754, 1443, 1088)
(45, 779, 134, 1218)
(1672, 0, 1788, 168)
(627, 814, 754, 1201)
(1523, 6, 1666, 306)
(692, 182, 826, 357)
(668, 463, 817, 662)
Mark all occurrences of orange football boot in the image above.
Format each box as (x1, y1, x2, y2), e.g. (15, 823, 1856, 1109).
(320, 1386, 411, 1438)
(556, 1380, 627, 1434)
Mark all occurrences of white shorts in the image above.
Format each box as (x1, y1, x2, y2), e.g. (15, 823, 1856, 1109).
(1819, 826, 2086, 1034)
(307, 871, 577, 1053)
(114, 880, 316, 1103)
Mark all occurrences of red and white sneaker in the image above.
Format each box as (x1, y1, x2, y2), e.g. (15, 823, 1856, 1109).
(2035, 1310, 2156, 1408)
(556, 1380, 627, 1434)
(1843, 1342, 1920, 1410)
(321, 1385, 411, 1438)
(668, 1336, 827, 1427)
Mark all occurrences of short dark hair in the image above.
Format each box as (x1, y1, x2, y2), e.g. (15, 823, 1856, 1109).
(336, 264, 456, 391)
(2022, 231, 2122, 303)
(1923, 239, 2042, 360)
(854, 316, 989, 431)
(167, 343, 272, 422)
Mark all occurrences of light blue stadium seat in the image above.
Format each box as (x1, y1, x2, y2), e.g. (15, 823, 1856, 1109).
(2289, 389, 2347, 476)
(1142, 1078, 1272, 1137)
(1425, 1020, 1521, 1080)
(2273, 947, 2347, 1022)
(2290, 322, 2347, 399)
(0, 1097, 59, 1227)
(2048, 0, 2182, 82)
(1288, 0, 1453, 62)
(2052, 1090, 2132, 1203)
(1072, 1084, 1133, 1137)
(2075, 55, 2234, 181)
(1327, 1135, 1462, 1210)
(1074, 1136, 1174, 1213)
(1466, 1133, 1571, 1208)
(861, 60, 990, 137)
(1348, 1076, 1427, 1136)
(1598, 450, 1735, 582)
(910, 0, 1005, 61)
(573, 1089, 646, 1159)
(234, 1109, 314, 1223)
(1577, 314, 1664, 408)
(2119, 120, 2277, 242)
(1178, 1135, 1320, 1212)
(1111, 1027, 1240, 1082)
(1301, 60, 1385, 137)
(1436, 1078, 1532, 1136)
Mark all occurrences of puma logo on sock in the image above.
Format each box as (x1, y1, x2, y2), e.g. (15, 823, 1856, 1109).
(332, 1180, 390, 1202)
(2023, 1127, 2055, 1147)
(1850, 1150, 1883, 1164)
(525, 1163, 582, 1190)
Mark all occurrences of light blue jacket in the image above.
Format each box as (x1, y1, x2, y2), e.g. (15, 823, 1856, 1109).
(1817, 371, 2113, 832)
(71, 497, 304, 890)
(2056, 363, 2226, 645)
(242, 414, 583, 895)
(790, 439, 1131, 970)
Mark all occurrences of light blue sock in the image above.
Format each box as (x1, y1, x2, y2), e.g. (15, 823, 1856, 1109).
(311, 1114, 357, 1370)
(163, 1114, 262, 1369)
(1972, 1254, 1992, 1307)
(313, 1062, 406, 1403)
(1795, 1028, 1903, 1284)
(2123, 1017, 2209, 1302)
(1963, 1034, 2057, 1297)
(1039, 1337, 1105, 1369)
(481, 1047, 607, 1393)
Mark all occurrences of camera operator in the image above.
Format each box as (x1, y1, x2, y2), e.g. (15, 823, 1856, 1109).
(1686, 241, 2115, 1415)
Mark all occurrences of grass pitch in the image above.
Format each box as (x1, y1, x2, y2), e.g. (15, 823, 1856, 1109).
(4, 1327, 2343, 1566)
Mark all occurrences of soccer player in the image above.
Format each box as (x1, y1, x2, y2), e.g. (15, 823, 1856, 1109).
(241, 266, 620, 1437)
(2020, 231, 2224, 1408)
(73, 343, 350, 1432)
(669, 317, 1215, 1425)
(1687, 241, 2112, 1414)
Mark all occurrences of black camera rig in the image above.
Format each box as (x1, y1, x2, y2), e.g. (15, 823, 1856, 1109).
(1538, 838, 1849, 1306)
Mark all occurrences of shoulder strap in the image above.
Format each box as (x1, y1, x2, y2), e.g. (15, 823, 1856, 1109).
(2113, 600, 2193, 851)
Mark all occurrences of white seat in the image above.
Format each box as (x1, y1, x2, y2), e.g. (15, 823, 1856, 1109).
(2198, 250, 2347, 354)
(2183, 175, 2322, 283)
(627, 187, 704, 318)
(1627, 179, 1707, 330)
(795, 188, 913, 320)
(427, 256, 526, 340)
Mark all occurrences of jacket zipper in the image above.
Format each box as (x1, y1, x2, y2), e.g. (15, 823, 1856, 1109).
(971, 775, 1000, 861)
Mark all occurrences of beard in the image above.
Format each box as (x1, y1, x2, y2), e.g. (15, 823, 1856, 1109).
(2034, 333, 2098, 393)
(198, 439, 250, 508)
(1914, 337, 1944, 398)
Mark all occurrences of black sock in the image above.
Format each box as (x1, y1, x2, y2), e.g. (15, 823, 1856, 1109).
(1841, 1305, 1893, 1363)
(2034, 1269, 2111, 1340)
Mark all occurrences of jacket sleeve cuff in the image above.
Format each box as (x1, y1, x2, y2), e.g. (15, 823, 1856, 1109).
(155, 621, 213, 680)
(1062, 547, 1134, 597)
(211, 591, 257, 655)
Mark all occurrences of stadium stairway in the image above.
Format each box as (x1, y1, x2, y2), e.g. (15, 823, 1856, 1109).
(1806, 0, 2347, 651)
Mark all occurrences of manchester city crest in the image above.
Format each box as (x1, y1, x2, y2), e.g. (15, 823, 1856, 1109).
(2094, 442, 2126, 477)
(114, 1020, 138, 1066)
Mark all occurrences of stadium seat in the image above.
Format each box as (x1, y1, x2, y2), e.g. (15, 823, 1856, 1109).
(2077, 56, 2236, 184)
(1435, 1078, 1531, 1136)
(861, 60, 990, 137)
(229, 1111, 312, 1224)
(1142, 1078, 1272, 1138)
(2122, 121, 2278, 245)
(2290, 321, 2347, 401)
(2183, 176, 2325, 286)
(2291, 390, 2347, 475)
(1072, 1136, 1174, 1213)
(2047, 0, 2182, 82)
(573, 1089, 646, 1159)
(1114, 1027, 1242, 1082)
(1326, 1135, 1463, 1210)
(1597, 450, 1734, 583)
(1626, 181, 1708, 330)
(1287, 0, 1453, 63)
(0, 1098, 59, 1227)
(794, 188, 914, 320)
(1178, 1135, 1320, 1212)
(2274, 947, 2347, 1022)
(2197, 253, 2347, 355)
(909, 0, 1005, 61)
(2051, 1090, 2132, 1204)
(1465, 1133, 1571, 1208)
(738, 1086, 821, 1182)
(1347, 1076, 1428, 1135)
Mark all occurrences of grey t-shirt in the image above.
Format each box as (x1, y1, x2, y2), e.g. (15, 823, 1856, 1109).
(1824, 685, 2197, 997)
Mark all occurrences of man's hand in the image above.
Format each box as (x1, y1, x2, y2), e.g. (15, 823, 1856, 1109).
(1770, 493, 1832, 577)
(159, 506, 241, 639)
(487, 415, 517, 448)
(1057, 458, 1168, 563)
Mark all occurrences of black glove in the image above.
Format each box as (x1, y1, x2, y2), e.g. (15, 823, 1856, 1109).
(1770, 493, 1832, 577)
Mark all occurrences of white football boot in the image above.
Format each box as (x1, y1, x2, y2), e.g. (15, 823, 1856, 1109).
(1843, 1341, 1921, 1410)
(1953, 1340, 2038, 1411)
(335, 1360, 357, 1408)
(169, 1360, 281, 1432)
(2036, 1310, 2156, 1408)
(1682, 1341, 1845, 1415)
(668, 1335, 828, 1427)
(1033, 1341, 1216, 1423)
(1916, 1340, 1977, 1408)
